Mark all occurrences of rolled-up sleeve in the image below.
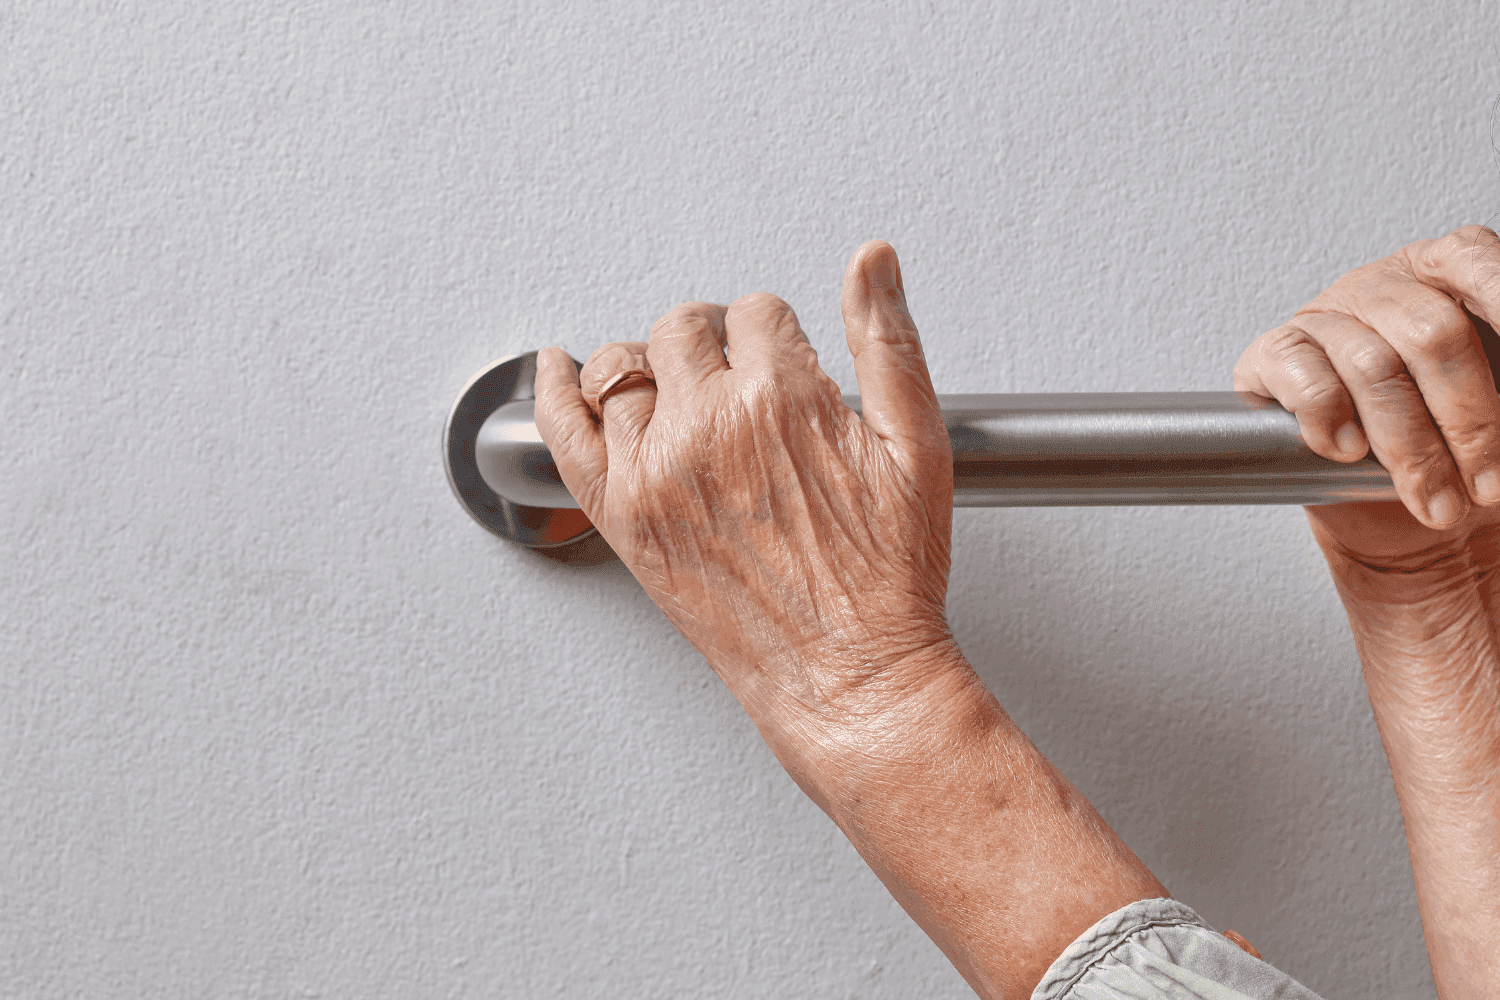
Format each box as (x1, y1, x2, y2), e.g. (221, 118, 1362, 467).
(1030, 898, 1326, 1000)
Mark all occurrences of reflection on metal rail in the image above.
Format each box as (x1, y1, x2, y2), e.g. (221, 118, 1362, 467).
(444, 352, 1395, 564)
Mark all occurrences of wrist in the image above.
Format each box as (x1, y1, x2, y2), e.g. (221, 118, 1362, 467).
(1311, 524, 1486, 640)
(1314, 531, 1500, 786)
(746, 640, 995, 819)
(1308, 512, 1496, 606)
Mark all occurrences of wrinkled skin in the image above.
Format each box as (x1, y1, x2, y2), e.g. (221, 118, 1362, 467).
(1236, 228, 1500, 1000)
(534, 241, 956, 737)
(1233, 225, 1500, 615)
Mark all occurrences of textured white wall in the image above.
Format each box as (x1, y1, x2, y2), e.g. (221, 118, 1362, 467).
(4, 2, 1498, 997)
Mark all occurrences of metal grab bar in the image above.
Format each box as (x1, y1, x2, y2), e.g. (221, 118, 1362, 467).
(444, 352, 1396, 563)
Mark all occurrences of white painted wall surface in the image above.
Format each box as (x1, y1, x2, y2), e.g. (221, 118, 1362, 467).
(5, 2, 1497, 997)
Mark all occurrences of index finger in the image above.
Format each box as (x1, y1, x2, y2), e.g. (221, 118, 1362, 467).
(1405, 225, 1500, 329)
(1398, 228, 1500, 505)
(1319, 230, 1500, 509)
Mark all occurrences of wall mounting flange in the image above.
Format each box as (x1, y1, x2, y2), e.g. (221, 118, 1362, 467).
(443, 352, 619, 565)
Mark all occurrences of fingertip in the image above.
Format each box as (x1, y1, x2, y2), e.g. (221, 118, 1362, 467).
(541, 346, 583, 379)
(847, 238, 887, 270)
(840, 243, 946, 476)
(1333, 420, 1367, 461)
(532, 350, 570, 432)
(845, 240, 903, 298)
(1423, 486, 1468, 529)
(534, 350, 567, 407)
(869, 241, 904, 294)
(534, 347, 566, 395)
(532, 348, 604, 489)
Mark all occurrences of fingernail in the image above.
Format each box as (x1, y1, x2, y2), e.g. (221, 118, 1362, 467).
(869, 246, 901, 291)
(1334, 422, 1364, 456)
(1477, 469, 1500, 503)
(1428, 489, 1459, 525)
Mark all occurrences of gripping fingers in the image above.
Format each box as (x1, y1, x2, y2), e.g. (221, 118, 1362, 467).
(1235, 310, 1478, 530)
(579, 341, 657, 461)
(1233, 320, 1368, 462)
(533, 347, 608, 514)
(1296, 310, 1474, 529)
(1390, 230, 1500, 506)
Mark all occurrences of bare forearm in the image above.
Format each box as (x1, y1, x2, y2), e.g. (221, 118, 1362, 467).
(1317, 527, 1500, 998)
(753, 647, 1168, 1000)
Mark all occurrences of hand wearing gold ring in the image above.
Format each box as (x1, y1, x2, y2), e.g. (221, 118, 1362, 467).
(534, 241, 960, 735)
(532, 242, 1171, 1000)
(593, 369, 657, 411)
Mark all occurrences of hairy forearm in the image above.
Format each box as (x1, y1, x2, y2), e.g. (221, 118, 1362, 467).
(747, 647, 1168, 1000)
(1314, 523, 1500, 998)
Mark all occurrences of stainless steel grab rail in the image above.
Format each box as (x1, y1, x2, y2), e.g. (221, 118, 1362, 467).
(444, 352, 1396, 563)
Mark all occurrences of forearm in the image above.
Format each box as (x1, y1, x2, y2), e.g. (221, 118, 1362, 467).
(748, 645, 1168, 1000)
(1314, 521, 1500, 998)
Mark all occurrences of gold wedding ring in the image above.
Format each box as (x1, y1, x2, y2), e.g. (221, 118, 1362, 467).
(595, 368, 656, 410)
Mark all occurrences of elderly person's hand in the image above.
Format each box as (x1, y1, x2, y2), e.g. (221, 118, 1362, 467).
(1233, 225, 1500, 555)
(1232, 225, 1500, 997)
(534, 241, 958, 756)
(533, 241, 1171, 1000)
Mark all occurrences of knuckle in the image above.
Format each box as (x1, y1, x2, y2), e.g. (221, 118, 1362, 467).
(1296, 379, 1348, 414)
(729, 291, 789, 313)
(653, 302, 716, 333)
(1425, 225, 1500, 273)
(1343, 342, 1408, 391)
(1402, 236, 1440, 266)
(1363, 367, 1419, 406)
(1442, 416, 1500, 456)
(1258, 323, 1316, 358)
(1255, 325, 1343, 404)
(1399, 304, 1469, 360)
(1254, 324, 1319, 375)
(1449, 224, 1499, 248)
(1386, 433, 1455, 480)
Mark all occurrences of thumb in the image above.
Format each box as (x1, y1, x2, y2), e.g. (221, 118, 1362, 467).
(841, 241, 950, 478)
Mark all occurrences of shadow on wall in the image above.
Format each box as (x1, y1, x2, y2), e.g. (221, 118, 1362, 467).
(944, 504, 1413, 990)
(504, 502, 1418, 994)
